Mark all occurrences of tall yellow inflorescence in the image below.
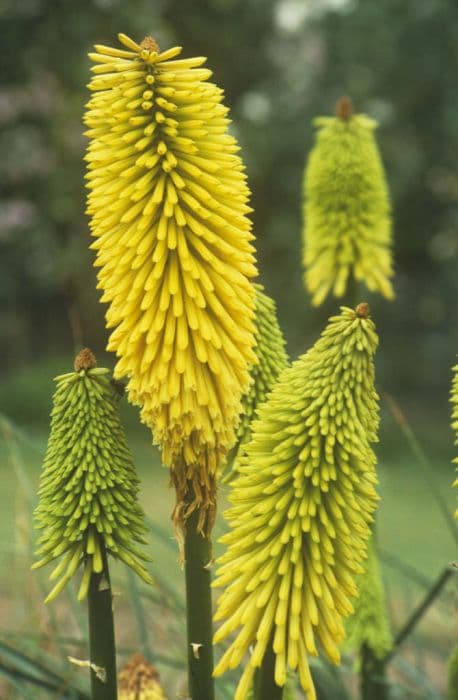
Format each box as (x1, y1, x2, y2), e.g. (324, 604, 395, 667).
(85, 34, 257, 530)
(213, 304, 380, 699)
(303, 96, 394, 306)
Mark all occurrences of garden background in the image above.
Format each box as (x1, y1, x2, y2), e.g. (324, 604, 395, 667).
(0, 0, 457, 698)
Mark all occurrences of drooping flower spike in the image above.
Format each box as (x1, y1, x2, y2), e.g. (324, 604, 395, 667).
(213, 305, 380, 700)
(451, 360, 458, 517)
(302, 96, 394, 306)
(344, 537, 392, 660)
(33, 349, 152, 603)
(118, 654, 168, 700)
(85, 34, 257, 531)
(225, 283, 289, 479)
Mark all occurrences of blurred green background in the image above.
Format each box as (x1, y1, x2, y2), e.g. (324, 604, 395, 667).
(0, 0, 457, 698)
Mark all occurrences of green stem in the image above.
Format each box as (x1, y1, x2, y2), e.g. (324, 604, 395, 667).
(184, 494, 215, 700)
(384, 566, 456, 662)
(361, 644, 388, 700)
(87, 544, 117, 700)
(254, 637, 283, 700)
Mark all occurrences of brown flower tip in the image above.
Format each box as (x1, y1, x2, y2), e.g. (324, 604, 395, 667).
(118, 654, 161, 697)
(336, 95, 353, 120)
(140, 36, 160, 53)
(355, 302, 370, 319)
(74, 348, 97, 372)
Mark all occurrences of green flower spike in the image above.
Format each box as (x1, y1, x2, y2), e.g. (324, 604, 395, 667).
(33, 348, 153, 603)
(345, 537, 392, 660)
(303, 96, 394, 306)
(213, 304, 380, 700)
(225, 284, 289, 480)
(451, 360, 458, 517)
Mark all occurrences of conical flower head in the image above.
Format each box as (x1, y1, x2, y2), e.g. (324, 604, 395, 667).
(451, 361, 458, 517)
(213, 304, 380, 700)
(225, 284, 288, 479)
(344, 538, 392, 659)
(84, 34, 257, 525)
(118, 654, 168, 700)
(33, 349, 152, 602)
(303, 97, 394, 306)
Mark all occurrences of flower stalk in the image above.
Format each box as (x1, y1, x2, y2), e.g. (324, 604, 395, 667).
(87, 542, 117, 700)
(253, 637, 283, 700)
(184, 484, 215, 700)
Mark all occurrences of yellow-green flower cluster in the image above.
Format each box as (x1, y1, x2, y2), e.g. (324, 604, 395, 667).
(118, 654, 168, 700)
(213, 305, 380, 700)
(237, 285, 289, 445)
(451, 361, 458, 517)
(303, 97, 394, 306)
(33, 349, 152, 603)
(226, 284, 288, 479)
(345, 538, 392, 659)
(85, 34, 257, 527)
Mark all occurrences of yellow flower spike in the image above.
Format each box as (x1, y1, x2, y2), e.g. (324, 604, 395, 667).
(118, 654, 168, 700)
(451, 360, 458, 517)
(213, 304, 380, 699)
(85, 34, 257, 532)
(302, 96, 394, 306)
(344, 537, 392, 660)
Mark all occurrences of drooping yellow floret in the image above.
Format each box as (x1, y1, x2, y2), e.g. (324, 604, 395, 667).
(303, 97, 394, 306)
(213, 304, 380, 699)
(451, 361, 458, 517)
(84, 34, 257, 529)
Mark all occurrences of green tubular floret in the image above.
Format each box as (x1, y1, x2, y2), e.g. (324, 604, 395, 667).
(225, 284, 289, 481)
(213, 304, 380, 700)
(344, 537, 392, 659)
(302, 101, 394, 306)
(33, 361, 153, 602)
(451, 361, 458, 518)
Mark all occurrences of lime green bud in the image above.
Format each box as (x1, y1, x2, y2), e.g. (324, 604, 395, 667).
(33, 349, 153, 602)
(344, 538, 392, 659)
(226, 284, 289, 480)
(303, 97, 394, 306)
(213, 304, 380, 700)
(118, 654, 168, 700)
(448, 645, 458, 700)
(451, 361, 458, 517)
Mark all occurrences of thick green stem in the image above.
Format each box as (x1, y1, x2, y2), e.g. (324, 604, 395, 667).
(254, 638, 283, 700)
(87, 544, 117, 700)
(361, 644, 388, 700)
(184, 500, 215, 700)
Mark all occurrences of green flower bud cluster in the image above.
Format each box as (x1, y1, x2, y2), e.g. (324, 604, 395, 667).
(344, 538, 392, 660)
(225, 284, 289, 481)
(33, 351, 153, 602)
(213, 305, 380, 700)
(303, 97, 394, 306)
(237, 285, 289, 446)
(451, 361, 458, 517)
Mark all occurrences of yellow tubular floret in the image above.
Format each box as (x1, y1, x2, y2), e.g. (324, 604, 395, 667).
(85, 34, 257, 531)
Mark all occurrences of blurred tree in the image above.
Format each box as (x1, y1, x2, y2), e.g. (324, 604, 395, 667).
(1, 0, 457, 431)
